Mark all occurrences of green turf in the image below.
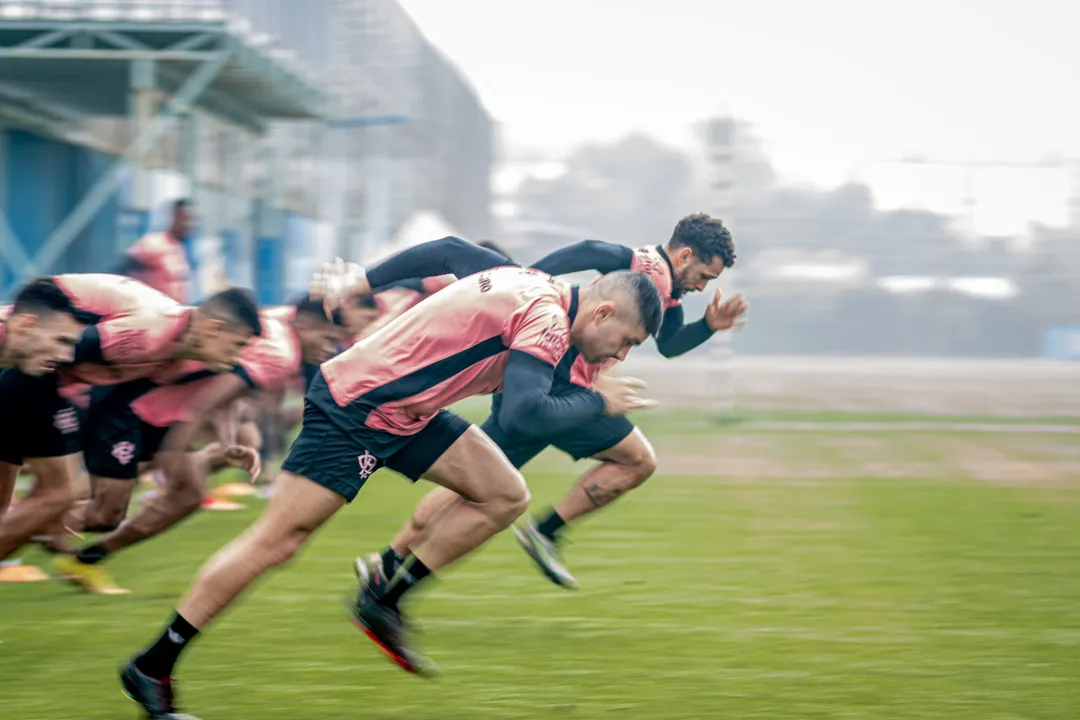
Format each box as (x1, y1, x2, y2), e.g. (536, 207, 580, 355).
(2, 422, 1079, 719)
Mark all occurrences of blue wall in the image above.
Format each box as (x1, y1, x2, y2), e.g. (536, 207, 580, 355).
(2, 130, 124, 288)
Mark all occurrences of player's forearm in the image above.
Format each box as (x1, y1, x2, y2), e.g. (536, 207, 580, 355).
(365, 236, 509, 291)
(655, 316, 714, 358)
(499, 351, 606, 437)
(530, 239, 633, 276)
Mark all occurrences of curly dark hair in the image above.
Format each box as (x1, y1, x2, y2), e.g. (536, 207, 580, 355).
(669, 213, 736, 268)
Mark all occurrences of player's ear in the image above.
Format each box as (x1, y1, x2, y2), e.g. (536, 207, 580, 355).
(198, 315, 225, 336)
(676, 246, 694, 266)
(593, 302, 616, 322)
(9, 313, 38, 333)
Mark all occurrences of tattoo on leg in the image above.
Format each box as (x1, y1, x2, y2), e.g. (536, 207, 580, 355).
(583, 483, 623, 508)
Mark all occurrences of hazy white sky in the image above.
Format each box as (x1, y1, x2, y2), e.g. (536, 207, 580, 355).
(399, 0, 1079, 201)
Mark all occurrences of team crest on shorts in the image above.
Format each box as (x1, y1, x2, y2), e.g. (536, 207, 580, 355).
(111, 441, 136, 466)
(53, 408, 79, 434)
(357, 451, 378, 479)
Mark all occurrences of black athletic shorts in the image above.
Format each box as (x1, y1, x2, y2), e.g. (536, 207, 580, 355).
(281, 370, 470, 502)
(480, 391, 635, 469)
(82, 382, 169, 480)
(0, 369, 82, 465)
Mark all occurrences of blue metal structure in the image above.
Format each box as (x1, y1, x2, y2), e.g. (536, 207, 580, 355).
(0, 4, 329, 299)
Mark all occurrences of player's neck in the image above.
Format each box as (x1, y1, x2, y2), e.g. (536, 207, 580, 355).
(171, 309, 201, 360)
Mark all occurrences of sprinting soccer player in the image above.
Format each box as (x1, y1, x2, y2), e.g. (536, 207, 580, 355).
(0, 276, 260, 566)
(117, 238, 662, 719)
(56, 295, 349, 594)
(358, 214, 746, 590)
(120, 198, 197, 303)
(0, 282, 85, 527)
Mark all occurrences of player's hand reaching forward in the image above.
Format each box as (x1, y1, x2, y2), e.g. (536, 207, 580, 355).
(704, 290, 749, 332)
(593, 373, 658, 416)
(311, 257, 370, 315)
(224, 444, 262, 482)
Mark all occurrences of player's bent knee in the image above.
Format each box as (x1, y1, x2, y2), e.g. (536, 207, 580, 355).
(495, 469, 530, 524)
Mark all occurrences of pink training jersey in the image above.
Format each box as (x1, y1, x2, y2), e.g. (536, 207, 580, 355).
(357, 274, 458, 344)
(131, 313, 303, 427)
(322, 266, 574, 436)
(569, 245, 681, 388)
(52, 274, 192, 387)
(127, 231, 191, 303)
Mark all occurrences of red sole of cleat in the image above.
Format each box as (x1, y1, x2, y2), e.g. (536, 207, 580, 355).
(349, 616, 420, 674)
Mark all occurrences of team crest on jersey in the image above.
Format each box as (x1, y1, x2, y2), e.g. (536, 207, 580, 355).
(109, 328, 149, 358)
(535, 315, 569, 359)
(357, 451, 379, 480)
(53, 408, 79, 434)
(111, 441, 136, 466)
(478, 273, 493, 293)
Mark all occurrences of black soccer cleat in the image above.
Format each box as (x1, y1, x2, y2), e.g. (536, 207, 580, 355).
(119, 660, 200, 719)
(345, 585, 438, 678)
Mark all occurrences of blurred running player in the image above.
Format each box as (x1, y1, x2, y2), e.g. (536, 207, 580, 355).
(118, 238, 662, 718)
(0, 276, 261, 564)
(0, 280, 84, 518)
(56, 295, 348, 594)
(359, 214, 745, 590)
(119, 198, 196, 303)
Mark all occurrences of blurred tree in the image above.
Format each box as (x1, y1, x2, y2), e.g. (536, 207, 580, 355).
(516, 133, 694, 245)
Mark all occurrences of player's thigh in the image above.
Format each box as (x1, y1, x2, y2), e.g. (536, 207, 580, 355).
(23, 453, 84, 496)
(88, 475, 136, 512)
(415, 420, 528, 506)
(256, 471, 347, 538)
(550, 414, 637, 462)
(237, 420, 262, 451)
(0, 462, 19, 513)
(591, 427, 656, 469)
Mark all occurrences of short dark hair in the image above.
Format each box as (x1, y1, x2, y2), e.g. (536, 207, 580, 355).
(173, 198, 192, 214)
(201, 287, 262, 336)
(12, 278, 78, 319)
(594, 270, 664, 338)
(669, 213, 736, 268)
(477, 240, 514, 265)
(293, 293, 345, 327)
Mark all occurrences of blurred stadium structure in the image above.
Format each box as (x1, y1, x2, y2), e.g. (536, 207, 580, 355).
(0, 0, 492, 305)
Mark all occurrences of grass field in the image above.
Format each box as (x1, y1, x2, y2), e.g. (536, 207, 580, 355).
(2, 408, 1079, 719)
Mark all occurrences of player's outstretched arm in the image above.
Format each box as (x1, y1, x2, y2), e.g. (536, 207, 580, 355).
(530, 239, 634, 277)
(654, 305, 714, 358)
(366, 236, 511, 292)
(498, 350, 606, 437)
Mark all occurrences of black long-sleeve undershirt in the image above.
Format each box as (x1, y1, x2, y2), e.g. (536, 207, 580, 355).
(654, 305, 715, 358)
(498, 350, 606, 438)
(530, 239, 633, 276)
(364, 236, 512, 292)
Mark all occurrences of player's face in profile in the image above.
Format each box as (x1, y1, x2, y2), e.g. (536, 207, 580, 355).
(674, 249, 725, 294)
(173, 206, 196, 240)
(340, 304, 380, 338)
(11, 312, 81, 375)
(196, 322, 253, 372)
(580, 305, 648, 364)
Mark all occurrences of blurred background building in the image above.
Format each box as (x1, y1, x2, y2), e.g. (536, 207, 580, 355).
(1, 0, 1078, 363)
(0, 0, 493, 305)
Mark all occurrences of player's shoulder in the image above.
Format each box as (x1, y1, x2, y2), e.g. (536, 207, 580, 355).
(241, 316, 302, 378)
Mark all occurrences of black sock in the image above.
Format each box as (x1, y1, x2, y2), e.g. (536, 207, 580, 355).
(380, 547, 405, 580)
(76, 544, 109, 565)
(380, 557, 433, 607)
(535, 508, 566, 541)
(134, 612, 200, 680)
